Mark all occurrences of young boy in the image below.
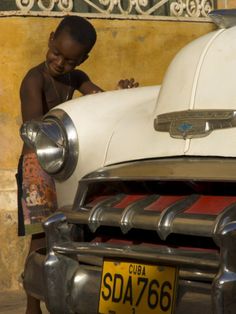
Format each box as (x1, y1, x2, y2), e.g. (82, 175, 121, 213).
(18, 15, 138, 314)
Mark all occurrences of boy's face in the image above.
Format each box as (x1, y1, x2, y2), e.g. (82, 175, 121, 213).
(46, 30, 88, 77)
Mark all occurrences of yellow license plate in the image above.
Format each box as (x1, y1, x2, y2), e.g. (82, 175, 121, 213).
(99, 260, 178, 314)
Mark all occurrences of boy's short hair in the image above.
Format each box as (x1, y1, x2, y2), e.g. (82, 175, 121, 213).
(54, 16, 97, 53)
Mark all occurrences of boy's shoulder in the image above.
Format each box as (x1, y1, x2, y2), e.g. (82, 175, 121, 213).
(25, 63, 44, 76)
(20, 63, 44, 92)
(23, 63, 44, 81)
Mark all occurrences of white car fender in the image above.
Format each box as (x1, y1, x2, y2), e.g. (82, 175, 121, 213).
(55, 86, 160, 206)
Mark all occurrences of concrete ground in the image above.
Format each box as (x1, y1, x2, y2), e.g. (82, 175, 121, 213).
(0, 289, 49, 314)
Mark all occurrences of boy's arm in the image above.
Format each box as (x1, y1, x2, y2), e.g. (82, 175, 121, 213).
(79, 78, 139, 95)
(79, 80, 104, 95)
(20, 70, 44, 123)
(73, 70, 139, 95)
(72, 70, 103, 95)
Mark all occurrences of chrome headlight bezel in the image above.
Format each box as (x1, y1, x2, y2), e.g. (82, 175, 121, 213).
(21, 108, 79, 181)
(40, 109, 79, 181)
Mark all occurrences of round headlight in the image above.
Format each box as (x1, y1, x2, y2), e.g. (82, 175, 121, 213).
(35, 119, 66, 175)
(39, 109, 79, 181)
(21, 109, 78, 181)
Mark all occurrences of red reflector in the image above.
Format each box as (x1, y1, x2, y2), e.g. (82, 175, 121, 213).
(185, 196, 236, 215)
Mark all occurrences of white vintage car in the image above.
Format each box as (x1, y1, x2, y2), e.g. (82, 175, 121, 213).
(21, 9, 236, 314)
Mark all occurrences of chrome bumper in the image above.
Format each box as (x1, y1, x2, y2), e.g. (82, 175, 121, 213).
(23, 212, 236, 314)
(24, 249, 101, 314)
(24, 247, 214, 314)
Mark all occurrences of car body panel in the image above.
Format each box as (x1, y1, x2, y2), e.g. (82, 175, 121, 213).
(55, 86, 161, 207)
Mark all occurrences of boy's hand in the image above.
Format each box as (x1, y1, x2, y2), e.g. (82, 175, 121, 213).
(117, 78, 139, 90)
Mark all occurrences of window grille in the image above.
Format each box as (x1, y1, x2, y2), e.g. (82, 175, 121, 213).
(0, 0, 218, 21)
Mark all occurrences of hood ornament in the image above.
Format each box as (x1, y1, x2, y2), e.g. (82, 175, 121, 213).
(154, 109, 236, 139)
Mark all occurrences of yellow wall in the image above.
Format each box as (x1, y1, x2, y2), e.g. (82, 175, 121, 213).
(0, 16, 215, 290)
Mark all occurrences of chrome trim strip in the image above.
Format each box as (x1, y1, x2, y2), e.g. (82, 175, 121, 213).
(82, 157, 236, 182)
(53, 242, 219, 270)
(74, 254, 215, 281)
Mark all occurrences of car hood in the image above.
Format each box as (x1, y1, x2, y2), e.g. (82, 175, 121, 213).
(54, 25, 236, 206)
(105, 26, 236, 165)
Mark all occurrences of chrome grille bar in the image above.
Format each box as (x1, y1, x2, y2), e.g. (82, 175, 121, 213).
(65, 194, 226, 238)
(157, 194, 199, 240)
(53, 242, 219, 271)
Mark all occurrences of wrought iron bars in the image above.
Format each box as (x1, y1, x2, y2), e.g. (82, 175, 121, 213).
(16, 0, 73, 12)
(15, 0, 214, 18)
